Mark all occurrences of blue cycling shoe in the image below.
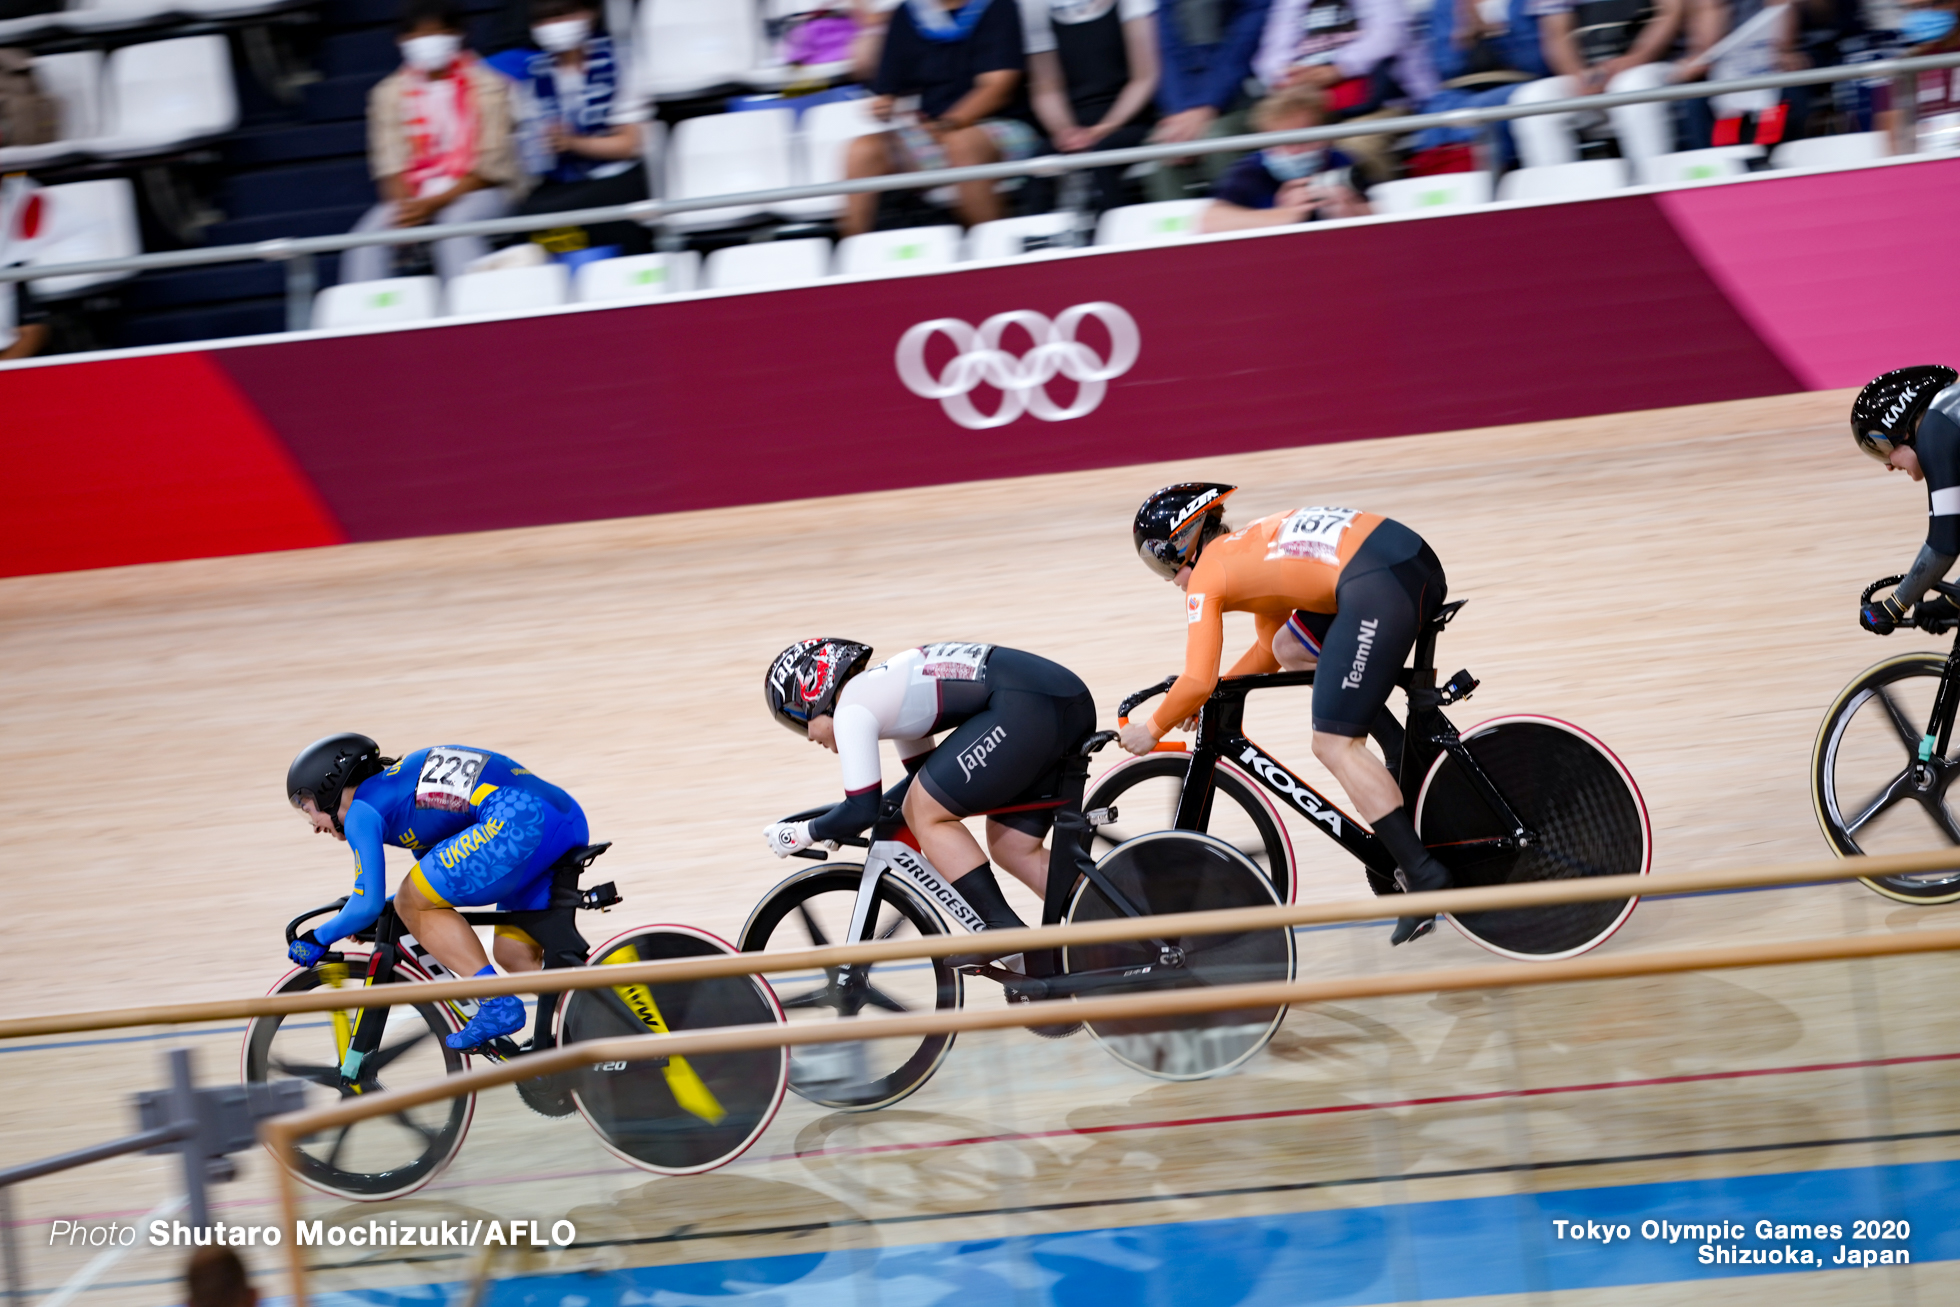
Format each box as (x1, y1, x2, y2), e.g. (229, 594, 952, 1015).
(445, 995, 526, 1051)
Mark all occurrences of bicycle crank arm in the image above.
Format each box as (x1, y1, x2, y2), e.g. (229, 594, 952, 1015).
(1002, 964, 1198, 1002)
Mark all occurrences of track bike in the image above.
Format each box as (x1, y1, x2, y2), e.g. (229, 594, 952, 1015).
(242, 843, 787, 1200)
(1812, 576, 1960, 904)
(741, 732, 1297, 1111)
(1090, 600, 1652, 960)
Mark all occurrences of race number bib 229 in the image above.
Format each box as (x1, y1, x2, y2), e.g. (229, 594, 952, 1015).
(918, 642, 992, 680)
(415, 747, 489, 812)
(1268, 508, 1359, 564)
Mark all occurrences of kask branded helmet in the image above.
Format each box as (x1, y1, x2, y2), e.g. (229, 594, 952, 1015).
(1133, 482, 1237, 580)
(1852, 365, 1958, 461)
(765, 639, 874, 735)
(287, 733, 387, 825)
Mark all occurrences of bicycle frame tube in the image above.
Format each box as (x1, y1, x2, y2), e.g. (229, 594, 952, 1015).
(1928, 629, 1960, 761)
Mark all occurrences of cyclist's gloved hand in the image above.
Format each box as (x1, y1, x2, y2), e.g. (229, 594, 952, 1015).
(762, 820, 836, 858)
(1918, 594, 1960, 633)
(288, 930, 328, 968)
(1862, 595, 1906, 635)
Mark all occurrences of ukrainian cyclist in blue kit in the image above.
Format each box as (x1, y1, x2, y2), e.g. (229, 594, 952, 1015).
(284, 734, 591, 1049)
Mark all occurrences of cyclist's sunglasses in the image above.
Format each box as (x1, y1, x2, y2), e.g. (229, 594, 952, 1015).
(1855, 426, 1900, 463)
(1139, 513, 1213, 580)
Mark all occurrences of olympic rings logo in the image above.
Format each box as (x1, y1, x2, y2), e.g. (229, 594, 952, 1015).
(894, 302, 1141, 430)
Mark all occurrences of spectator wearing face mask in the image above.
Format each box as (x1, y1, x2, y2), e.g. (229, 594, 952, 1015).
(1200, 82, 1368, 229)
(503, 0, 650, 255)
(1022, 0, 1161, 211)
(1145, 0, 1273, 200)
(1253, 0, 1435, 178)
(344, 0, 521, 284)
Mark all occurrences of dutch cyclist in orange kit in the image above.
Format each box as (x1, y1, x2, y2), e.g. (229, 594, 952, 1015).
(1116, 483, 1454, 944)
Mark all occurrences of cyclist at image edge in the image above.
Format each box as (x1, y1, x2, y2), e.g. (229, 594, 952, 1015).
(285, 734, 590, 1049)
(1853, 365, 1960, 635)
(761, 639, 1097, 939)
(1117, 483, 1452, 944)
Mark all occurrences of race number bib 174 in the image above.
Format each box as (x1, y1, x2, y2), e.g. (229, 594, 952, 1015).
(919, 642, 992, 680)
(1268, 507, 1359, 564)
(415, 747, 490, 812)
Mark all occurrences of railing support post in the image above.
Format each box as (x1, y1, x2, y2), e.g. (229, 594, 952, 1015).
(284, 254, 315, 333)
(1, 1185, 23, 1306)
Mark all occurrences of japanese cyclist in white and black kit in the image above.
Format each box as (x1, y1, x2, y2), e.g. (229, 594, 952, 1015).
(1853, 366, 1960, 635)
(761, 639, 1098, 937)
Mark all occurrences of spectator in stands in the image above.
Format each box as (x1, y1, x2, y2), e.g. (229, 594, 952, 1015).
(1253, 0, 1436, 178)
(0, 284, 47, 361)
(1879, 0, 1960, 152)
(502, 0, 651, 256)
(1410, 0, 1550, 168)
(843, 0, 1039, 237)
(1023, 0, 1161, 211)
(186, 1248, 255, 1307)
(1146, 0, 1272, 199)
(1670, 0, 1802, 151)
(1507, 0, 1687, 168)
(1199, 83, 1368, 228)
(343, 0, 522, 284)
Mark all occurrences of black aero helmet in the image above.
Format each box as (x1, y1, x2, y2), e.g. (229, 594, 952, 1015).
(1852, 365, 1958, 462)
(287, 733, 387, 823)
(1134, 482, 1238, 580)
(765, 639, 874, 735)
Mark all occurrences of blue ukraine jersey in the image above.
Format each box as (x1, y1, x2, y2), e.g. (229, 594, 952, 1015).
(313, 747, 586, 945)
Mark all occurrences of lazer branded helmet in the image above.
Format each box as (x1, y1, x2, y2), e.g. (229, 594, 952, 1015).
(1852, 365, 1958, 462)
(1133, 482, 1237, 580)
(765, 638, 874, 735)
(287, 733, 388, 827)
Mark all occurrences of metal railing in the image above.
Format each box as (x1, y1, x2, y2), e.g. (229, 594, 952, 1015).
(2, 52, 1957, 336)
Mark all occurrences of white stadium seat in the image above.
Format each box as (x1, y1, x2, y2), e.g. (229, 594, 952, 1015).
(92, 36, 239, 157)
(26, 178, 140, 299)
(1768, 131, 1888, 171)
(664, 108, 794, 232)
(446, 263, 570, 317)
(574, 251, 701, 302)
(1495, 159, 1629, 202)
(834, 225, 961, 277)
(965, 212, 1078, 261)
(1635, 146, 1759, 187)
(68, 0, 179, 34)
(636, 0, 760, 99)
(1095, 199, 1210, 247)
(314, 277, 442, 329)
(775, 97, 884, 220)
(702, 237, 831, 289)
(1366, 171, 1493, 215)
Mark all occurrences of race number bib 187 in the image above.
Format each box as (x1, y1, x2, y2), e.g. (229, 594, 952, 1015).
(918, 642, 992, 680)
(1268, 507, 1359, 564)
(416, 747, 490, 812)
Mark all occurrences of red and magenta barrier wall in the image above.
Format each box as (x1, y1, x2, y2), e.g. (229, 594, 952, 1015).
(7, 155, 1959, 579)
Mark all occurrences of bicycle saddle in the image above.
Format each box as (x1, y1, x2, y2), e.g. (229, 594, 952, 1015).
(559, 842, 611, 870)
(1428, 599, 1468, 632)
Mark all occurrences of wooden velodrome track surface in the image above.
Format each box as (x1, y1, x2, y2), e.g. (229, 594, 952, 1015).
(4, 388, 1960, 1305)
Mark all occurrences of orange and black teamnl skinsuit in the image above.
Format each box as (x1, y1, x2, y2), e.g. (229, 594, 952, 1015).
(1150, 509, 1447, 741)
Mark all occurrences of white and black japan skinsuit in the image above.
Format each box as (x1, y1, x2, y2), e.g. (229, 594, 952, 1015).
(805, 644, 1097, 846)
(1894, 387, 1960, 610)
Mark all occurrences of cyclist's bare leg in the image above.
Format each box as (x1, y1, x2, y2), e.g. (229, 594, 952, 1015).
(492, 932, 544, 974)
(1310, 732, 1399, 822)
(1273, 625, 1318, 672)
(396, 877, 493, 978)
(902, 781, 1027, 932)
(985, 819, 1047, 896)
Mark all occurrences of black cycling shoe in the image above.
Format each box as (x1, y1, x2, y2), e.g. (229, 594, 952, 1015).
(946, 865, 1028, 968)
(1390, 914, 1436, 946)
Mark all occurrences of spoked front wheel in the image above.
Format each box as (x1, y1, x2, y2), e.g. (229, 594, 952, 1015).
(1084, 754, 1297, 900)
(558, 926, 787, 1175)
(1064, 832, 1295, 1080)
(240, 958, 471, 1201)
(1415, 716, 1650, 960)
(1813, 653, 1960, 903)
(738, 865, 962, 1111)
